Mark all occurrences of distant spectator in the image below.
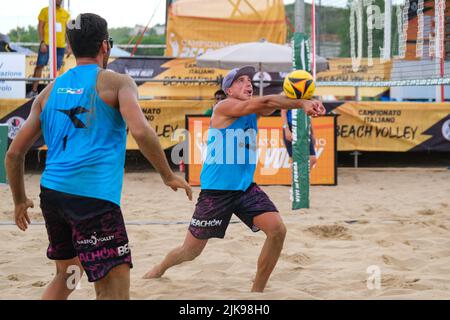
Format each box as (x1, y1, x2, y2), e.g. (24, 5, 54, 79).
(26, 0, 70, 98)
(204, 89, 226, 116)
(281, 109, 317, 169)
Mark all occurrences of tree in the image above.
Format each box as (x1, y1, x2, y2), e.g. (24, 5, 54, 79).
(8, 26, 39, 43)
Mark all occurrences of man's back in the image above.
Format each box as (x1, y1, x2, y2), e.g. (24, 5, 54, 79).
(40, 65, 127, 205)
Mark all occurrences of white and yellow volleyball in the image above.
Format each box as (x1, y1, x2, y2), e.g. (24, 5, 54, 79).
(283, 70, 315, 100)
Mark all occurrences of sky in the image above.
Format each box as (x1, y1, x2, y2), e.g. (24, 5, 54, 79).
(0, 0, 327, 35)
(1, 0, 405, 36)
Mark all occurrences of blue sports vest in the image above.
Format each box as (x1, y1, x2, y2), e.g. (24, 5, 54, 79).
(40, 64, 126, 205)
(287, 109, 292, 124)
(200, 114, 258, 191)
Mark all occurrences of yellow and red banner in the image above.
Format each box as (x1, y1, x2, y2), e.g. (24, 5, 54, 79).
(2, 99, 449, 154)
(0, 99, 213, 150)
(165, 0, 287, 57)
(186, 115, 337, 186)
(127, 100, 212, 150)
(328, 102, 450, 152)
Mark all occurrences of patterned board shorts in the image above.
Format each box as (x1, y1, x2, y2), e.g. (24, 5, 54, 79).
(40, 186, 132, 282)
(189, 183, 278, 239)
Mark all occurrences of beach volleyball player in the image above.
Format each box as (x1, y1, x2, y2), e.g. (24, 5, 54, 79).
(5, 13, 192, 300)
(144, 66, 325, 292)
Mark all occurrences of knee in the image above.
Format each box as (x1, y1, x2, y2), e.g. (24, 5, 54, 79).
(267, 222, 287, 243)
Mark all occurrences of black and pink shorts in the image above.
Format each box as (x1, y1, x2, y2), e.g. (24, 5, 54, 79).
(39, 186, 132, 282)
(189, 183, 278, 239)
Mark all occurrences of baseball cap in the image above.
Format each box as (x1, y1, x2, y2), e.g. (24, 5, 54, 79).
(222, 66, 255, 94)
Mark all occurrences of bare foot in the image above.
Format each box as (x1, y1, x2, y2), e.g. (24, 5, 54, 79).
(143, 265, 164, 279)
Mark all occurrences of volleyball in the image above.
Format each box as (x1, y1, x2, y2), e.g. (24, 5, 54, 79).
(283, 70, 315, 99)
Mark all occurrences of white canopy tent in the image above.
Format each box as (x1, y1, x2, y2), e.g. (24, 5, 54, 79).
(196, 41, 328, 95)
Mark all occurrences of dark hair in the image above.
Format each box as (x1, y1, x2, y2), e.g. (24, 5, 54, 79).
(67, 13, 108, 58)
(214, 89, 226, 97)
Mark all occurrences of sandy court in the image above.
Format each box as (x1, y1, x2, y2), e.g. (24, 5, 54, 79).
(1, 167, 449, 299)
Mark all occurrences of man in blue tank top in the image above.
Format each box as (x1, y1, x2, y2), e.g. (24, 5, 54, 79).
(5, 13, 192, 300)
(144, 66, 325, 292)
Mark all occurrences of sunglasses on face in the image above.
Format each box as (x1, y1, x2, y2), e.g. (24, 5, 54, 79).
(101, 37, 113, 49)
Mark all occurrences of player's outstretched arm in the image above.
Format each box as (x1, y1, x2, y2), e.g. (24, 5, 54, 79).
(215, 95, 325, 118)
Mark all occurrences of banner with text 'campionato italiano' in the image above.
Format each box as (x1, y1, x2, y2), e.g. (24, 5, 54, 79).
(165, 0, 286, 58)
(326, 102, 450, 152)
(2, 100, 448, 152)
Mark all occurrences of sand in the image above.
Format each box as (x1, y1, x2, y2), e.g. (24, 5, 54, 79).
(1, 167, 450, 300)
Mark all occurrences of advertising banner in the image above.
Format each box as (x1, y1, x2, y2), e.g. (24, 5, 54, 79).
(327, 102, 450, 152)
(0, 53, 26, 99)
(185, 115, 337, 186)
(165, 0, 286, 57)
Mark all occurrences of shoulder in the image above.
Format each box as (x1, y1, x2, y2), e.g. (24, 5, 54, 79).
(35, 82, 55, 112)
(98, 70, 136, 94)
(38, 7, 48, 20)
(99, 69, 129, 85)
(214, 97, 238, 111)
(62, 9, 70, 19)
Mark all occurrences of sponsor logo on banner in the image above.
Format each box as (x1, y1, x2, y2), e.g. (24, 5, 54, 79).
(332, 102, 450, 152)
(0, 53, 26, 99)
(185, 116, 337, 186)
(6, 116, 25, 140)
(442, 120, 450, 142)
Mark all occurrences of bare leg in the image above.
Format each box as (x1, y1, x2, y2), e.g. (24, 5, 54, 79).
(41, 257, 84, 300)
(310, 155, 317, 169)
(94, 263, 130, 300)
(251, 212, 286, 292)
(31, 66, 44, 92)
(143, 231, 207, 279)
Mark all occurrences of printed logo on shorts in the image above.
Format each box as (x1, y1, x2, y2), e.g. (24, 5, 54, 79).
(76, 233, 115, 246)
(190, 218, 223, 228)
(78, 243, 130, 263)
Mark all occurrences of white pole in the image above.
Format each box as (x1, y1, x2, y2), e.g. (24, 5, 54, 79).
(295, 0, 305, 33)
(439, 0, 446, 101)
(48, 0, 57, 78)
(311, 0, 316, 79)
(259, 62, 263, 96)
(434, 0, 443, 102)
(383, 0, 392, 61)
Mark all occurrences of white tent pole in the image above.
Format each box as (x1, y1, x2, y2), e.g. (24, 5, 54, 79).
(259, 62, 263, 96)
(311, 0, 316, 79)
(48, 0, 57, 78)
(383, 0, 392, 61)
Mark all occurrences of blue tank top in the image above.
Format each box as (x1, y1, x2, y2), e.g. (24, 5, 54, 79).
(287, 110, 292, 124)
(40, 64, 126, 206)
(200, 114, 258, 191)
